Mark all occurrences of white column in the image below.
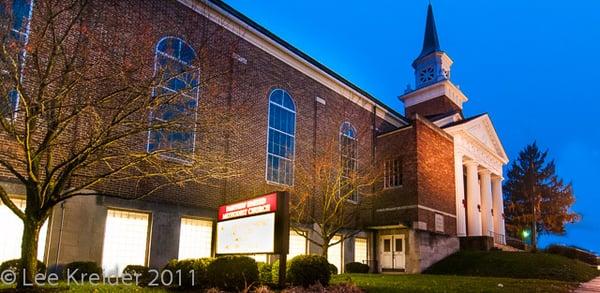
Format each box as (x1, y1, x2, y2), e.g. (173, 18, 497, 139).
(479, 170, 494, 237)
(492, 176, 506, 244)
(465, 161, 482, 236)
(454, 154, 467, 236)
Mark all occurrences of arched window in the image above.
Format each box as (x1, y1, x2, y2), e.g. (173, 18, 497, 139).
(266, 89, 296, 186)
(340, 122, 358, 202)
(148, 37, 199, 156)
(1, 0, 34, 117)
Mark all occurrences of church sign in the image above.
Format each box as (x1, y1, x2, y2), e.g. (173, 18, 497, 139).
(215, 192, 289, 255)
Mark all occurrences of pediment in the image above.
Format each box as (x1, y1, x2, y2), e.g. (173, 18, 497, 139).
(444, 114, 508, 163)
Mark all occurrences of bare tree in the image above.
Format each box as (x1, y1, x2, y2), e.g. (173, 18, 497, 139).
(291, 126, 381, 258)
(0, 0, 247, 287)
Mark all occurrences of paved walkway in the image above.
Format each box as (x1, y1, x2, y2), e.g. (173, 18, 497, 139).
(576, 276, 600, 293)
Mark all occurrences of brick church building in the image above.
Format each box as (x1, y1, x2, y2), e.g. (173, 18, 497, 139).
(0, 0, 508, 274)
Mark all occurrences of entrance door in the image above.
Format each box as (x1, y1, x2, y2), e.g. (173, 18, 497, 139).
(379, 235, 405, 271)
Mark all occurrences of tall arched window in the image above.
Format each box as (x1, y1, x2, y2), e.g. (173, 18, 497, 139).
(1, 0, 34, 117)
(266, 89, 296, 186)
(340, 122, 358, 202)
(148, 37, 199, 156)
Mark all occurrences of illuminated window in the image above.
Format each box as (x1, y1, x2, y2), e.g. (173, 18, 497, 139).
(178, 218, 213, 259)
(266, 89, 296, 186)
(148, 37, 199, 156)
(1, 0, 34, 117)
(0, 198, 47, 263)
(288, 230, 307, 260)
(102, 209, 150, 277)
(340, 122, 358, 202)
(327, 235, 342, 274)
(249, 254, 268, 263)
(354, 238, 368, 264)
(384, 158, 403, 188)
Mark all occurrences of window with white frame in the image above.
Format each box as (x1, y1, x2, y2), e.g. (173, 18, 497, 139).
(340, 122, 358, 202)
(178, 217, 213, 259)
(354, 238, 368, 264)
(1, 0, 34, 117)
(102, 209, 150, 277)
(266, 89, 296, 186)
(384, 158, 403, 188)
(288, 230, 307, 260)
(147, 37, 199, 156)
(327, 235, 342, 274)
(0, 198, 47, 263)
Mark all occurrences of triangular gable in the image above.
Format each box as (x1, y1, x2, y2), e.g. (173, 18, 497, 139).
(444, 114, 509, 163)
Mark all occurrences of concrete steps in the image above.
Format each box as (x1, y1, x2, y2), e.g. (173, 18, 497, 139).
(576, 276, 600, 293)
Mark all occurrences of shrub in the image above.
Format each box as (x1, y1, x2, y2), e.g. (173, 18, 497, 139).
(546, 245, 598, 265)
(62, 261, 102, 280)
(123, 265, 153, 286)
(425, 250, 599, 282)
(0, 259, 46, 276)
(257, 262, 272, 284)
(328, 263, 338, 275)
(163, 258, 213, 289)
(207, 256, 259, 291)
(287, 255, 331, 287)
(345, 262, 369, 273)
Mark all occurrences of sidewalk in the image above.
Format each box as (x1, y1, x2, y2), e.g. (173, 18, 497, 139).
(576, 276, 600, 293)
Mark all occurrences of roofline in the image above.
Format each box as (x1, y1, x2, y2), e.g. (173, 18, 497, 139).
(204, 0, 410, 124)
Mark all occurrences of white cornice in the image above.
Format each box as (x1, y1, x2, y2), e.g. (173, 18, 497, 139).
(433, 113, 462, 127)
(444, 115, 509, 167)
(178, 0, 406, 127)
(400, 80, 468, 109)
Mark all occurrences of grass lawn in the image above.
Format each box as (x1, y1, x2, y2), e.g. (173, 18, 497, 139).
(0, 283, 167, 292)
(0, 275, 582, 292)
(332, 273, 580, 293)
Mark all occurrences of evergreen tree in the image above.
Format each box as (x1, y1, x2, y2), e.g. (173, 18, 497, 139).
(504, 142, 580, 250)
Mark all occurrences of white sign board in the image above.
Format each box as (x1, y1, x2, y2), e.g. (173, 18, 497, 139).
(216, 212, 276, 254)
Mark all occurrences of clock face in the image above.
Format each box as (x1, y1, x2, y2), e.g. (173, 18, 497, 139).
(419, 66, 435, 83)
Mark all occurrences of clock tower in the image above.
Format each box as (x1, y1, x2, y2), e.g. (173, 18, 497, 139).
(400, 4, 468, 119)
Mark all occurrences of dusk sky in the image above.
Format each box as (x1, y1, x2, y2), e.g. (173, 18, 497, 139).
(223, 0, 600, 252)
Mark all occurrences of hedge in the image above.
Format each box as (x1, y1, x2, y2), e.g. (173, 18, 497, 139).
(345, 262, 369, 273)
(163, 258, 213, 289)
(287, 255, 331, 287)
(62, 261, 102, 280)
(207, 256, 259, 291)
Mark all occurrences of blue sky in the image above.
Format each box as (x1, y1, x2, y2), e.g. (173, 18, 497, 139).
(222, 0, 600, 252)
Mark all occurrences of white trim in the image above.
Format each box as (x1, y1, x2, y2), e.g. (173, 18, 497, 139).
(400, 80, 468, 109)
(376, 205, 456, 218)
(376, 125, 413, 138)
(177, 0, 406, 127)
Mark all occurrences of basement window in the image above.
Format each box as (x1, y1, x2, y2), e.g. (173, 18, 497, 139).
(0, 198, 47, 263)
(101, 209, 150, 277)
(288, 230, 307, 260)
(178, 217, 213, 259)
(328, 235, 343, 274)
(354, 237, 368, 264)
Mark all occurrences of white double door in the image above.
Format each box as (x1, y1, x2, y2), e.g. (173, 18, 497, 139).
(379, 234, 405, 270)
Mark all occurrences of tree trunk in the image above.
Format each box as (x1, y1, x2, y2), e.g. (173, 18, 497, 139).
(321, 242, 329, 259)
(18, 217, 41, 289)
(531, 191, 538, 252)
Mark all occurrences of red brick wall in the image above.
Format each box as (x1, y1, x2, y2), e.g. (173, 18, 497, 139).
(0, 0, 397, 214)
(405, 96, 461, 119)
(414, 117, 457, 235)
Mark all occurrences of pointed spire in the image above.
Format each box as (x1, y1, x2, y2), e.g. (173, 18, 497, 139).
(418, 3, 441, 59)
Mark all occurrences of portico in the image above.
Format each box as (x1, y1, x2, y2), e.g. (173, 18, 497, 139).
(438, 114, 509, 244)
